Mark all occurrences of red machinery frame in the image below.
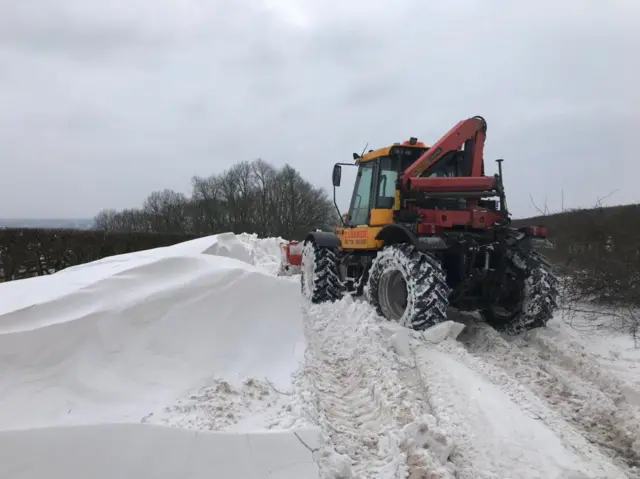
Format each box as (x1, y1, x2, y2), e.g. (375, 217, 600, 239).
(402, 116, 488, 189)
(398, 116, 506, 230)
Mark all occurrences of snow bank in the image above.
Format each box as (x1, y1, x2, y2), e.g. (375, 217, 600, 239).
(0, 234, 303, 430)
(0, 232, 266, 316)
(165, 231, 254, 262)
(0, 231, 319, 477)
(236, 233, 287, 275)
(0, 423, 320, 479)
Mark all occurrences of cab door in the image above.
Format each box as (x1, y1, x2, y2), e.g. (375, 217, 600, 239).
(369, 156, 397, 227)
(340, 158, 396, 250)
(341, 161, 376, 249)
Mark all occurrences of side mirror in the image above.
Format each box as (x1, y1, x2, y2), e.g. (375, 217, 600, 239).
(332, 164, 342, 187)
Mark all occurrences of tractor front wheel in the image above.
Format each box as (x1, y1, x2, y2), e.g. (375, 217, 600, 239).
(300, 240, 344, 303)
(367, 244, 450, 330)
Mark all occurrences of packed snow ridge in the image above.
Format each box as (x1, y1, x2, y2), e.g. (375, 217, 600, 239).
(0, 232, 639, 479)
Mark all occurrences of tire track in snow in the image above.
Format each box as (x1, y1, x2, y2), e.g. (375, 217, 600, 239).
(424, 335, 627, 478)
(525, 327, 640, 473)
(458, 321, 640, 478)
(297, 297, 457, 478)
(527, 323, 640, 409)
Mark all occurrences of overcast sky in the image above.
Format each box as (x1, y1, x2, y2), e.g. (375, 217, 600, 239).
(1, 0, 638, 219)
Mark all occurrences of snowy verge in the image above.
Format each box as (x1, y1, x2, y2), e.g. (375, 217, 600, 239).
(236, 233, 288, 275)
(168, 231, 286, 275)
(0, 423, 321, 479)
(544, 314, 640, 408)
(0, 232, 273, 316)
(0, 249, 304, 430)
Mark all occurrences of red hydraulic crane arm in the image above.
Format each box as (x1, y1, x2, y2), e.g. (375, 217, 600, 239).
(401, 116, 488, 189)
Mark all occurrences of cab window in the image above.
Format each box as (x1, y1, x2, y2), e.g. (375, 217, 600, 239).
(376, 157, 397, 208)
(347, 162, 374, 225)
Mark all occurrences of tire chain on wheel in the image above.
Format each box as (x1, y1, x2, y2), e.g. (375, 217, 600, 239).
(367, 243, 451, 330)
(497, 250, 560, 334)
(520, 250, 560, 328)
(301, 241, 344, 303)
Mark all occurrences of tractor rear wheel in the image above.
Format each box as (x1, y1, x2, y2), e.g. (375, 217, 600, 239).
(300, 240, 344, 303)
(367, 243, 450, 330)
(481, 250, 559, 334)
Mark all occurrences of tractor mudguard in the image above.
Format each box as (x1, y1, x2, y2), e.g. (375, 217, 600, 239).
(306, 231, 342, 249)
(375, 224, 420, 248)
(376, 224, 448, 251)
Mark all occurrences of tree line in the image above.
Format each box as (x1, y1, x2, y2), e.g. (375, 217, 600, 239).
(94, 159, 339, 240)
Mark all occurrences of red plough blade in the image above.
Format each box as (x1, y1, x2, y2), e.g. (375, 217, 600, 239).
(278, 240, 302, 276)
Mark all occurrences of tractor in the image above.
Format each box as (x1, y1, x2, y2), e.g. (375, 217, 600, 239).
(288, 116, 558, 334)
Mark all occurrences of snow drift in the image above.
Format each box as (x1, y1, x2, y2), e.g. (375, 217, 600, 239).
(0, 233, 319, 478)
(0, 233, 301, 429)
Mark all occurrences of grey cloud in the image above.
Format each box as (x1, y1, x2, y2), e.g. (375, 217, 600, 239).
(0, 0, 638, 218)
(0, 20, 163, 56)
(0, 3, 164, 58)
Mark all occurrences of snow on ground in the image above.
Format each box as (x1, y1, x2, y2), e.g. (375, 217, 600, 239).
(456, 312, 640, 477)
(0, 423, 321, 479)
(422, 327, 629, 478)
(288, 297, 459, 478)
(1, 231, 639, 478)
(236, 233, 288, 275)
(544, 313, 640, 409)
(289, 296, 632, 479)
(0, 232, 320, 478)
(0, 234, 302, 430)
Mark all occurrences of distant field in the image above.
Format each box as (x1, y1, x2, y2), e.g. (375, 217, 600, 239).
(0, 219, 94, 229)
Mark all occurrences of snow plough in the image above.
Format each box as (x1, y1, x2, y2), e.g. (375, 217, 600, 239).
(278, 241, 302, 276)
(281, 116, 559, 334)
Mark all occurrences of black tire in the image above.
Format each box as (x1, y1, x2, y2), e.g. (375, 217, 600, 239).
(300, 240, 344, 303)
(366, 243, 450, 330)
(481, 250, 559, 334)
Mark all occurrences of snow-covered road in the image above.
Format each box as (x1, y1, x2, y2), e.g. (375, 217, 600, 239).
(459, 319, 640, 474)
(292, 296, 633, 479)
(293, 298, 458, 478)
(0, 232, 638, 478)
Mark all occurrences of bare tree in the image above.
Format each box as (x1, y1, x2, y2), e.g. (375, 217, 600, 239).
(142, 189, 189, 234)
(92, 158, 337, 240)
(93, 209, 119, 230)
